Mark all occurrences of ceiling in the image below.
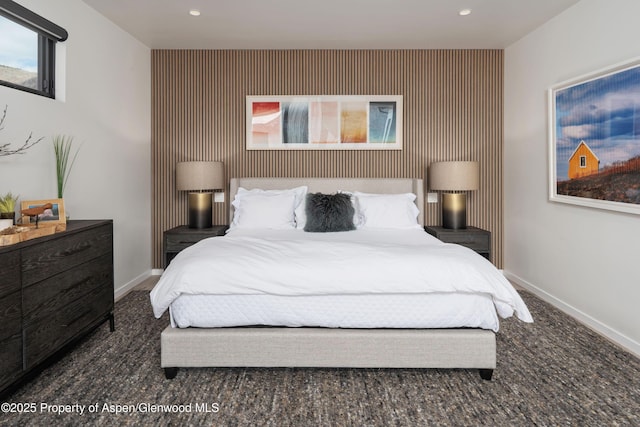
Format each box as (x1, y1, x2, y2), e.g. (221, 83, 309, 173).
(80, 0, 580, 50)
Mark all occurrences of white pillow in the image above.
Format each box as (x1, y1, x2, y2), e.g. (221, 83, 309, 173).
(294, 197, 308, 229)
(232, 192, 297, 229)
(353, 192, 420, 229)
(230, 186, 307, 230)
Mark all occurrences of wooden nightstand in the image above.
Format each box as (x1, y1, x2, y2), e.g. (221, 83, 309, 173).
(424, 226, 491, 261)
(163, 225, 228, 267)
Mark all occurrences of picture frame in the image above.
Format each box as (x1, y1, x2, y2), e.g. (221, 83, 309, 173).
(20, 198, 66, 225)
(246, 95, 403, 150)
(548, 58, 640, 215)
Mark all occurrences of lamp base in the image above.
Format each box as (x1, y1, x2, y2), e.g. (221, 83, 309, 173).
(188, 192, 212, 229)
(442, 193, 467, 229)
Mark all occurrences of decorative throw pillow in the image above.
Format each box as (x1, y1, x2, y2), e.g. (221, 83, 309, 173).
(304, 193, 356, 232)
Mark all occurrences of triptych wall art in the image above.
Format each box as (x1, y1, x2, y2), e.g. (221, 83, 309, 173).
(548, 58, 640, 215)
(246, 95, 402, 150)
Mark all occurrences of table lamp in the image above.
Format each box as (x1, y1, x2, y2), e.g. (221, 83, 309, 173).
(176, 161, 224, 229)
(429, 161, 479, 229)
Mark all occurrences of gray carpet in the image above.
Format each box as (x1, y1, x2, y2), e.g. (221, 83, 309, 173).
(2, 290, 639, 426)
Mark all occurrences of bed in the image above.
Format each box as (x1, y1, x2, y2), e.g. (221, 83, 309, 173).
(151, 177, 532, 380)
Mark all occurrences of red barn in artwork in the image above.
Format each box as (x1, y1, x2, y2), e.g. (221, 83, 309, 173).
(568, 140, 600, 179)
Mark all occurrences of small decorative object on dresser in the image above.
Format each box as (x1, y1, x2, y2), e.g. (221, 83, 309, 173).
(0, 219, 12, 232)
(20, 198, 66, 229)
(0, 220, 114, 397)
(1, 199, 68, 246)
(0, 192, 19, 224)
(163, 224, 228, 268)
(424, 225, 491, 261)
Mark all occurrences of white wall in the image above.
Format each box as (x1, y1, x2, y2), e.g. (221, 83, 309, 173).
(0, 0, 151, 297)
(504, 0, 640, 356)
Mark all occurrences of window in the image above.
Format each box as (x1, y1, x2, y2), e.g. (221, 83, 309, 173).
(0, 0, 67, 98)
(580, 155, 587, 168)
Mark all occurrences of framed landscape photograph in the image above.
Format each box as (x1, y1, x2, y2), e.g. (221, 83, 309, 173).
(548, 58, 640, 215)
(20, 198, 66, 225)
(246, 95, 403, 150)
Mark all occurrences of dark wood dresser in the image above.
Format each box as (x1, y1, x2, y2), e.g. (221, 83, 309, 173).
(0, 220, 114, 397)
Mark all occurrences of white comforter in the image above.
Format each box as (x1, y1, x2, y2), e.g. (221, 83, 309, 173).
(150, 228, 533, 324)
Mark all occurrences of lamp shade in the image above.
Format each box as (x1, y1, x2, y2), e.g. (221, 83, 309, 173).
(429, 161, 479, 191)
(176, 161, 224, 192)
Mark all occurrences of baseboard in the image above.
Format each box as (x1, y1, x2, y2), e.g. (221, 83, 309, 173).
(114, 270, 154, 302)
(504, 271, 640, 359)
(152, 268, 164, 275)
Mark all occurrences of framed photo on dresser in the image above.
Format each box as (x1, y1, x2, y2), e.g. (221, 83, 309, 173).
(20, 198, 66, 225)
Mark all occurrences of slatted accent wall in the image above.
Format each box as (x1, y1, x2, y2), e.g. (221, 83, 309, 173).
(152, 50, 503, 268)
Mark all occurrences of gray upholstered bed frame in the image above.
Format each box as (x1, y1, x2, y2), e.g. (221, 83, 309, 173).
(161, 177, 496, 380)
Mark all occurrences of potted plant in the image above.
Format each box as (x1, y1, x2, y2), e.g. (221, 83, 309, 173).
(53, 135, 80, 198)
(0, 192, 19, 223)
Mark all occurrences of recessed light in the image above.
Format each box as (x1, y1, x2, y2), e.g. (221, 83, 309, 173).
(459, 9, 472, 16)
(189, 9, 201, 16)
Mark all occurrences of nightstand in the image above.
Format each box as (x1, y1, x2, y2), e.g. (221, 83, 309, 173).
(163, 225, 228, 267)
(424, 226, 491, 261)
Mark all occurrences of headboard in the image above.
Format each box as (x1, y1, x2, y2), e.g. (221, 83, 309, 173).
(229, 177, 424, 226)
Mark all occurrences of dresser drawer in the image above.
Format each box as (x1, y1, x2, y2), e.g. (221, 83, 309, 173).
(164, 238, 200, 252)
(24, 284, 113, 369)
(0, 291, 21, 341)
(424, 226, 492, 261)
(0, 334, 22, 390)
(165, 230, 224, 250)
(0, 287, 20, 390)
(22, 253, 113, 323)
(21, 224, 112, 287)
(440, 233, 490, 251)
(0, 249, 20, 299)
